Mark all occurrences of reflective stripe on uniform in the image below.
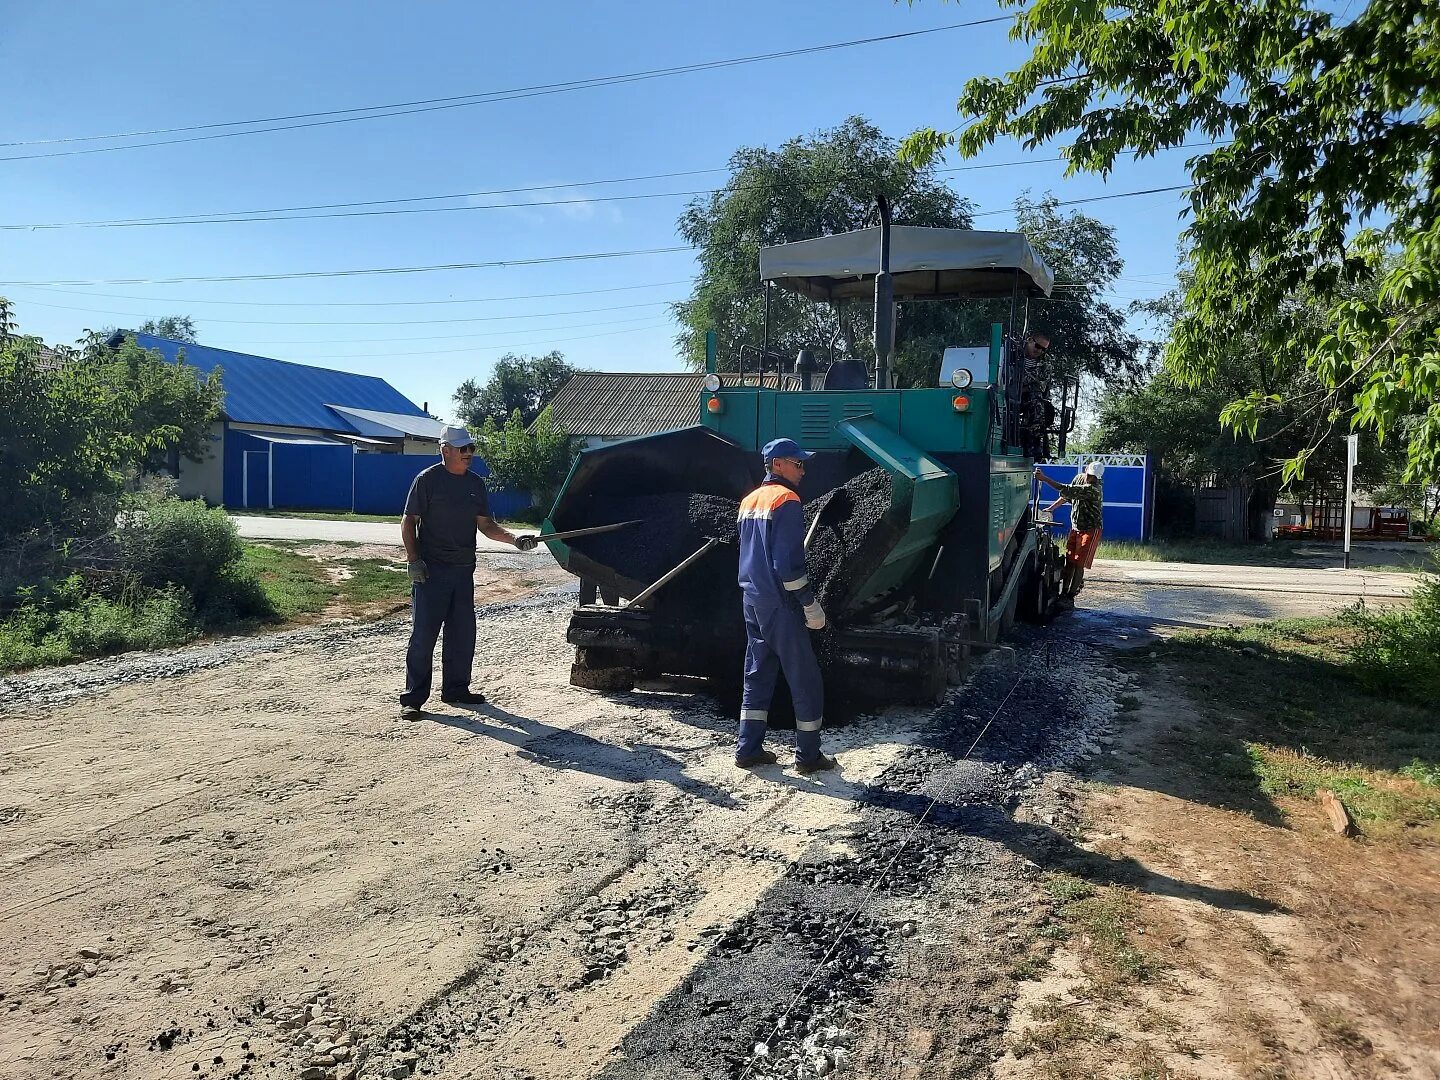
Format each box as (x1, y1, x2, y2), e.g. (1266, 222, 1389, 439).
(783, 575, 809, 591)
(740, 709, 769, 722)
(795, 718, 823, 732)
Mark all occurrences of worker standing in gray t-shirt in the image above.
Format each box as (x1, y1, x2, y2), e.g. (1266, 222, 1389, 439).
(399, 425, 535, 719)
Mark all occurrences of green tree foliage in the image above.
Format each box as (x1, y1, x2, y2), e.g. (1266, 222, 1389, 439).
(137, 315, 198, 343)
(1094, 279, 1406, 538)
(0, 303, 224, 541)
(674, 117, 972, 372)
(453, 351, 580, 430)
(475, 405, 570, 500)
(904, 0, 1439, 484)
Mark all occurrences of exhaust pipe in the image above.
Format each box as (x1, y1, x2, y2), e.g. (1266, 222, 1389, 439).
(873, 194, 895, 390)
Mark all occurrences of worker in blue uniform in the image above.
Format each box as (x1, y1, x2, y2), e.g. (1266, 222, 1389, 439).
(735, 438, 837, 775)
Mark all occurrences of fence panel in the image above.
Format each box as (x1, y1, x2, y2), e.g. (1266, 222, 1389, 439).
(1038, 454, 1151, 541)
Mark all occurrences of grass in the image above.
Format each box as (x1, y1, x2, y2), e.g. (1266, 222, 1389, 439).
(1043, 873, 1159, 988)
(0, 542, 416, 674)
(334, 558, 411, 605)
(238, 541, 333, 619)
(1139, 607, 1440, 839)
(242, 542, 411, 610)
(1097, 538, 1305, 565)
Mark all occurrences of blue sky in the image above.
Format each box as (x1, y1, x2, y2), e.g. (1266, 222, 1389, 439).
(2, 1, 1189, 420)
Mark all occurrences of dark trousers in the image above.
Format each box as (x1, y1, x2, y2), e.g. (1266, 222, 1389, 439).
(401, 562, 476, 706)
(738, 597, 824, 763)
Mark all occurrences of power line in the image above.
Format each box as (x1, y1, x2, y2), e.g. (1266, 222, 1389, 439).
(0, 187, 714, 231)
(0, 186, 1187, 289)
(0, 245, 694, 287)
(0, 143, 1220, 231)
(0, 20, 1011, 163)
(275, 321, 672, 360)
(0, 169, 726, 230)
(971, 184, 1188, 217)
(208, 313, 666, 346)
(13, 297, 680, 328)
(4, 278, 692, 308)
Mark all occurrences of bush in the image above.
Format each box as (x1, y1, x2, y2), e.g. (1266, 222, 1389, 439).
(1342, 572, 1440, 704)
(0, 576, 196, 672)
(118, 497, 245, 607)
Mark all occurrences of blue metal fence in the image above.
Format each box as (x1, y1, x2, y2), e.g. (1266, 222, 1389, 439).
(1038, 453, 1153, 540)
(221, 423, 531, 515)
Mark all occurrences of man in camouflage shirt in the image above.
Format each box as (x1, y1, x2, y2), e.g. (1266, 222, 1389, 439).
(1035, 462, 1105, 599)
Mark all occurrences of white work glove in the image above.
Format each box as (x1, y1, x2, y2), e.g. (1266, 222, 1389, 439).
(407, 559, 429, 584)
(515, 534, 540, 552)
(803, 601, 827, 630)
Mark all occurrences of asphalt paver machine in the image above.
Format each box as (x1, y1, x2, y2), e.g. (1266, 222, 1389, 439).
(539, 208, 1075, 710)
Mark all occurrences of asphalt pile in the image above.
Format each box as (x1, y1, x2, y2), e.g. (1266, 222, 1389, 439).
(566, 492, 742, 614)
(803, 468, 893, 613)
(568, 492, 740, 585)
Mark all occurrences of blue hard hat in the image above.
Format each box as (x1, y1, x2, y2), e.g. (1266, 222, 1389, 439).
(762, 437, 815, 463)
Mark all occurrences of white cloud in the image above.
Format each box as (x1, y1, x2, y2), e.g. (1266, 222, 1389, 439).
(480, 185, 623, 225)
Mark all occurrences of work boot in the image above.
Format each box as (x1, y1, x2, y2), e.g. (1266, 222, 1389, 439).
(441, 690, 487, 705)
(400, 705, 424, 721)
(735, 749, 779, 769)
(794, 753, 838, 776)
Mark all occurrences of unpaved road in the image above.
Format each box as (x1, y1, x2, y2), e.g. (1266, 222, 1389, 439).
(231, 515, 528, 553)
(0, 556, 1400, 1080)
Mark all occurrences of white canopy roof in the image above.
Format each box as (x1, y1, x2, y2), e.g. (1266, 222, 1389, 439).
(759, 226, 1054, 301)
(326, 404, 444, 439)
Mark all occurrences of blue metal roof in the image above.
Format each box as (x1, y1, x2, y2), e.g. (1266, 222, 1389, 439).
(133, 334, 430, 432)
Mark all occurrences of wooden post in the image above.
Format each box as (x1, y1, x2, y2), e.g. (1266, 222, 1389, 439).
(1317, 789, 1357, 837)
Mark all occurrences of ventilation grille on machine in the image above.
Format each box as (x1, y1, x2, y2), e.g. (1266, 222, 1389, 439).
(800, 401, 876, 445)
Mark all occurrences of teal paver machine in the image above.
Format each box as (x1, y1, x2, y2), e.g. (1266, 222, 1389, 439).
(541, 203, 1076, 709)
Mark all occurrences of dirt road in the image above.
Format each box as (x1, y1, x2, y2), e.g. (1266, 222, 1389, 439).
(231, 515, 526, 552)
(6, 548, 1417, 1080)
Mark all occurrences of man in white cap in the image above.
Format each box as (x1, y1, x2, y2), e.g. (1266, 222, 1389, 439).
(1034, 461, 1105, 601)
(399, 425, 533, 718)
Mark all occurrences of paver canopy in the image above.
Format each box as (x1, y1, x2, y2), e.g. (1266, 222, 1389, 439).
(759, 226, 1054, 302)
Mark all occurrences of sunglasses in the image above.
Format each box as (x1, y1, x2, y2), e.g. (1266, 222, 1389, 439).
(451, 445, 476, 455)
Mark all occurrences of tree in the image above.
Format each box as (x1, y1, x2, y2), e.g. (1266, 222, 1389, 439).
(1093, 277, 1406, 539)
(453, 351, 579, 430)
(904, 0, 1440, 484)
(138, 316, 198, 343)
(1, 310, 223, 542)
(675, 117, 972, 372)
(475, 405, 570, 502)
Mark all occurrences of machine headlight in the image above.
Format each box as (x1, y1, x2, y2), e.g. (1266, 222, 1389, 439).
(950, 368, 974, 389)
(702, 373, 723, 392)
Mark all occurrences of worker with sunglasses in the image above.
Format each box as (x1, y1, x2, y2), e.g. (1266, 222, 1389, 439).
(734, 438, 836, 775)
(399, 425, 534, 719)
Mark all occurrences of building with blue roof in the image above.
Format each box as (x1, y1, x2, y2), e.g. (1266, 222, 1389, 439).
(113, 333, 484, 514)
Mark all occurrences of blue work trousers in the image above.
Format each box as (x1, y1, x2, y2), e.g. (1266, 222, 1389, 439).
(738, 597, 824, 763)
(401, 562, 476, 707)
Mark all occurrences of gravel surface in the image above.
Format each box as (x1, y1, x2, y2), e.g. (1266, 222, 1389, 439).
(2, 547, 1134, 1080)
(600, 623, 1127, 1080)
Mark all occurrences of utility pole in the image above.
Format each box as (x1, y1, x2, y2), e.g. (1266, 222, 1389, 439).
(1343, 433, 1358, 570)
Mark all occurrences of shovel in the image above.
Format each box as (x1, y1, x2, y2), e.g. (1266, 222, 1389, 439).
(515, 519, 644, 551)
(804, 489, 852, 551)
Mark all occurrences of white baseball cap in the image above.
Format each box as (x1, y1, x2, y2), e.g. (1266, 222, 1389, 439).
(439, 424, 475, 447)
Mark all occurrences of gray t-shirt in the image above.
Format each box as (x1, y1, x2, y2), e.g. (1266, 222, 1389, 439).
(403, 462, 491, 566)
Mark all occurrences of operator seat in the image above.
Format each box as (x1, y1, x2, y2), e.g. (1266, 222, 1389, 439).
(821, 359, 870, 390)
